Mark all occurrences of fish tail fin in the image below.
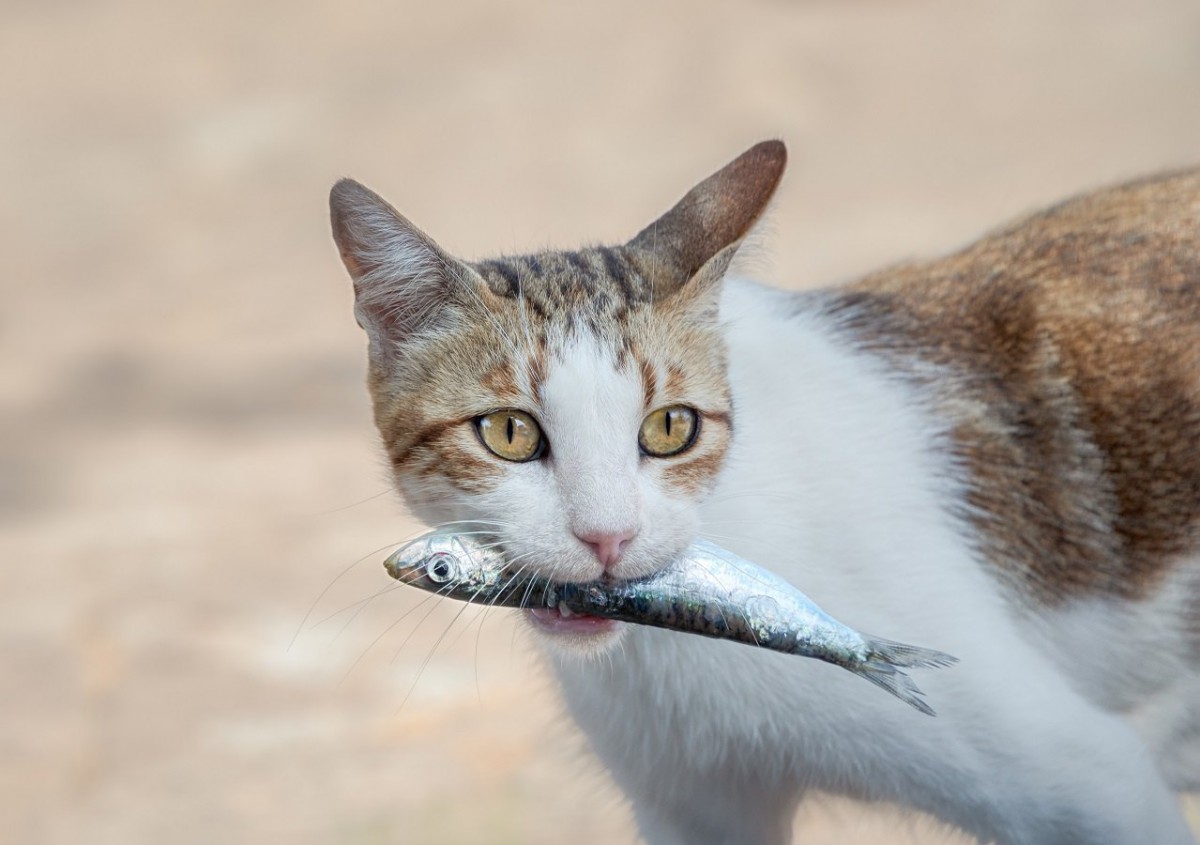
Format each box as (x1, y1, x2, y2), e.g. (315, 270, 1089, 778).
(849, 660, 937, 717)
(865, 636, 959, 670)
(848, 637, 958, 717)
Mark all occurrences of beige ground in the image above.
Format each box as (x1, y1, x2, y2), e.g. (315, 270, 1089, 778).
(6, 0, 1200, 842)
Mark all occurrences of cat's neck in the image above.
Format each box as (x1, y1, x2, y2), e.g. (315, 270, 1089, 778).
(706, 278, 978, 625)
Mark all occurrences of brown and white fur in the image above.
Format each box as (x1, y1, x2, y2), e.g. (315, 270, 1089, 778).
(330, 142, 1200, 844)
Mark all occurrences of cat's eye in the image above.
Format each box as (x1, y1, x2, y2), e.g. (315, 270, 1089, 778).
(639, 406, 699, 457)
(475, 410, 546, 462)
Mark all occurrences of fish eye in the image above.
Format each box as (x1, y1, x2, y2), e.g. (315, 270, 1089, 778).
(425, 553, 457, 583)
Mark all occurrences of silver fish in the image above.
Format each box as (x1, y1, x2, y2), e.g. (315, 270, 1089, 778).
(384, 528, 957, 715)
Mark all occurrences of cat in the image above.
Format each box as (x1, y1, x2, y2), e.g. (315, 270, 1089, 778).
(329, 141, 1200, 845)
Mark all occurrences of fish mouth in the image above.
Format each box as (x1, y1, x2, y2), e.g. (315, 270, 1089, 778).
(526, 603, 619, 637)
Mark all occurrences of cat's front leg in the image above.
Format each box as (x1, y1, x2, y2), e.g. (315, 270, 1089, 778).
(617, 704, 1198, 845)
(625, 770, 799, 845)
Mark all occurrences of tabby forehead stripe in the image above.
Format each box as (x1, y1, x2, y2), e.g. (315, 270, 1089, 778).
(481, 361, 520, 400)
(639, 357, 658, 408)
(597, 246, 632, 294)
(665, 364, 687, 396)
(565, 250, 596, 279)
(525, 349, 548, 403)
(478, 260, 520, 295)
(473, 248, 653, 312)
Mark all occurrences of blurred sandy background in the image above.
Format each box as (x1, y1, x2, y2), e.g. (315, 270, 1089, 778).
(5, 0, 1200, 842)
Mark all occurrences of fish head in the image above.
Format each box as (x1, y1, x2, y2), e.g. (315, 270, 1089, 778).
(383, 531, 503, 596)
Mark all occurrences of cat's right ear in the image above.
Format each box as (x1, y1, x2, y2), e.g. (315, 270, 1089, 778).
(329, 179, 474, 351)
(627, 140, 787, 302)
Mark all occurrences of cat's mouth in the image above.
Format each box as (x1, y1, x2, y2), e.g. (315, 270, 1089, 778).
(526, 604, 619, 636)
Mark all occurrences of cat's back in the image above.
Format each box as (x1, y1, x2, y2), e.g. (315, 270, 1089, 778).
(843, 166, 1200, 355)
(825, 168, 1200, 605)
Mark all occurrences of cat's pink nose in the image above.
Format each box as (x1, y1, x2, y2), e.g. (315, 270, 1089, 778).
(575, 529, 637, 570)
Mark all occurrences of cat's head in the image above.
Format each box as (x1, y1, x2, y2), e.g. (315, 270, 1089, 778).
(330, 141, 786, 651)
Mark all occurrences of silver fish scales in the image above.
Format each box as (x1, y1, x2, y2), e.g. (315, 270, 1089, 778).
(384, 528, 957, 715)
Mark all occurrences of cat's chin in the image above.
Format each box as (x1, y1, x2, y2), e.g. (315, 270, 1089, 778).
(525, 608, 625, 656)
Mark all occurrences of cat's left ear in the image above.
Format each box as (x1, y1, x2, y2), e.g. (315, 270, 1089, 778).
(627, 140, 787, 311)
(329, 178, 489, 356)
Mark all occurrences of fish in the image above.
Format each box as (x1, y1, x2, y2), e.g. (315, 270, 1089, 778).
(384, 528, 958, 715)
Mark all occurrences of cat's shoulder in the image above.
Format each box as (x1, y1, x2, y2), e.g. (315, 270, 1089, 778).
(818, 168, 1200, 603)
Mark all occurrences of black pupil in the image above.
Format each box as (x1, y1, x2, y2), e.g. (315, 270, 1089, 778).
(506, 415, 514, 444)
(664, 411, 672, 436)
(430, 559, 451, 579)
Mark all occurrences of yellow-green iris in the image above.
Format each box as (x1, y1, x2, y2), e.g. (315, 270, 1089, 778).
(639, 406, 699, 457)
(476, 410, 545, 462)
